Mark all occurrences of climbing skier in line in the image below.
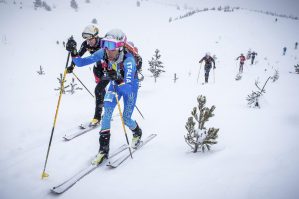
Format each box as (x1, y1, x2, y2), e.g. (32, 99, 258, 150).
(198, 52, 216, 83)
(66, 29, 142, 165)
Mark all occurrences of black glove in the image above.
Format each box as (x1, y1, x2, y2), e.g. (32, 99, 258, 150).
(66, 37, 77, 55)
(66, 65, 74, 73)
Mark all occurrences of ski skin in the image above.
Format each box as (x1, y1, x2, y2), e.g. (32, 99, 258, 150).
(107, 134, 157, 168)
(51, 144, 128, 194)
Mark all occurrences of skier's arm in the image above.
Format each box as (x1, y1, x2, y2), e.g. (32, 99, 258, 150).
(211, 58, 216, 68)
(68, 42, 89, 72)
(72, 49, 105, 67)
(198, 57, 205, 63)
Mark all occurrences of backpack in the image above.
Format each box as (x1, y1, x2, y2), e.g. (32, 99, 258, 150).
(124, 42, 142, 71)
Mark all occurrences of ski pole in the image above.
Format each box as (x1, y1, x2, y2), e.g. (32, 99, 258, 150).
(72, 72, 95, 98)
(114, 86, 133, 159)
(41, 52, 71, 179)
(213, 68, 215, 84)
(197, 62, 202, 83)
(135, 105, 144, 119)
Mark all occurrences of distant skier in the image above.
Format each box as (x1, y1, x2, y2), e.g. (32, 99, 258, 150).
(66, 29, 143, 165)
(250, 51, 258, 65)
(295, 42, 298, 50)
(236, 53, 246, 73)
(283, 47, 287, 55)
(198, 52, 216, 83)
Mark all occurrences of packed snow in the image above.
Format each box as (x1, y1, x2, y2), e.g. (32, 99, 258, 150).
(0, 0, 298, 199)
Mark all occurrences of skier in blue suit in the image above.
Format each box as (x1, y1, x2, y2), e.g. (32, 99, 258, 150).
(66, 29, 142, 165)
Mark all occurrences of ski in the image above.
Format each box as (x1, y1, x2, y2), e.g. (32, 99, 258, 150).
(51, 144, 128, 194)
(63, 122, 100, 141)
(107, 134, 157, 168)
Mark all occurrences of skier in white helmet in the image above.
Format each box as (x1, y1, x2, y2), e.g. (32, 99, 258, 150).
(66, 29, 142, 165)
(66, 24, 108, 127)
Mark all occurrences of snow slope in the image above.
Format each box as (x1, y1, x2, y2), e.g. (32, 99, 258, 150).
(0, 0, 298, 199)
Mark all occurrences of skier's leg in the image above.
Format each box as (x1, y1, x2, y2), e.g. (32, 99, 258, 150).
(93, 80, 110, 124)
(98, 85, 118, 156)
(122, 87, 142, 147)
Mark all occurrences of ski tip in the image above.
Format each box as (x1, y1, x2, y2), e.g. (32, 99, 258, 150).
(62, 136, 70, 141)
(51, 187, 62, 194)
(106, 163, 117, 169)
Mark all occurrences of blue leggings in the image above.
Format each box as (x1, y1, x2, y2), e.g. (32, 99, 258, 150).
(101, 86, 138, 132)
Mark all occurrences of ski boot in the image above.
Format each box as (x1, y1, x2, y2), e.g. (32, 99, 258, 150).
(131, 124, 142, 149)
(92, 131, 110, 165)
(89, 118, 100, 127)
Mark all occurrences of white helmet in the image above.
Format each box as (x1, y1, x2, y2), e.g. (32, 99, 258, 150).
(104, 29, 127, 43)
(82, 25, 99, 39)
(206, 52, 211, 57)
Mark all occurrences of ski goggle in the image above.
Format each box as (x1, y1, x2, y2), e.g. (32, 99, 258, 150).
(82, 33, 94, 40)
(101, 39, 124, 51)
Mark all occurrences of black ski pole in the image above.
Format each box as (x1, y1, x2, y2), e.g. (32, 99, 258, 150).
(135, 105, 144, 119)
(41, 51, 71, 179)
(72, 72, 94, 98)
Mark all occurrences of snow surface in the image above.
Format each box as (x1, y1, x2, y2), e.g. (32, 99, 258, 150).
(0, 0, 299, 199)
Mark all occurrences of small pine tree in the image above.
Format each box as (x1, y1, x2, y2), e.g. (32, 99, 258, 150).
(70, 0, 78, 11)
(66, 78, 83, 94)
(294, 64, 299, 74)
(33, 0, 42, 9)
(246, 77, 271, 108)
(184, 95, 219, 153)
(37, 65, 45, 75)
(173, 73, 178, 83)
(85, 0, 90, 3)
(54, 73, 69, 94)
(148, 49, 165, 82)
(136, 1, 140, 7)
(91, 18, 97, 24)
(271, 69, 279, 82)
(42, 1, 51, 11)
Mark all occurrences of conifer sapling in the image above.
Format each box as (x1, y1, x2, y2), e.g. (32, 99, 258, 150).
(184, 95, 219, 153)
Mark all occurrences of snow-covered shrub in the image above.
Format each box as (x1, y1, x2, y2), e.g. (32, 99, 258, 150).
(294, 64, 299, 74)
(91, 18, 97, 24)
(185, 95, 219, 153)
(271, 69, 279, 82)
(70, 0, 78, 11)
(246, 77, 271, 108)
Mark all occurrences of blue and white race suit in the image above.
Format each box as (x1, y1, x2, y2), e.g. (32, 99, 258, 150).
(73, 48, 139, 131)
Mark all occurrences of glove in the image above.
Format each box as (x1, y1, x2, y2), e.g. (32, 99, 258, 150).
(66, 37, 77, 55)
(66, 65, 74, 73)
(213, 66, 216, 69)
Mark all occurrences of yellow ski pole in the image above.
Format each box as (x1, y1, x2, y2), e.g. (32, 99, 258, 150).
(41, 52, 71, 179)
(114, 88, 133, 159)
